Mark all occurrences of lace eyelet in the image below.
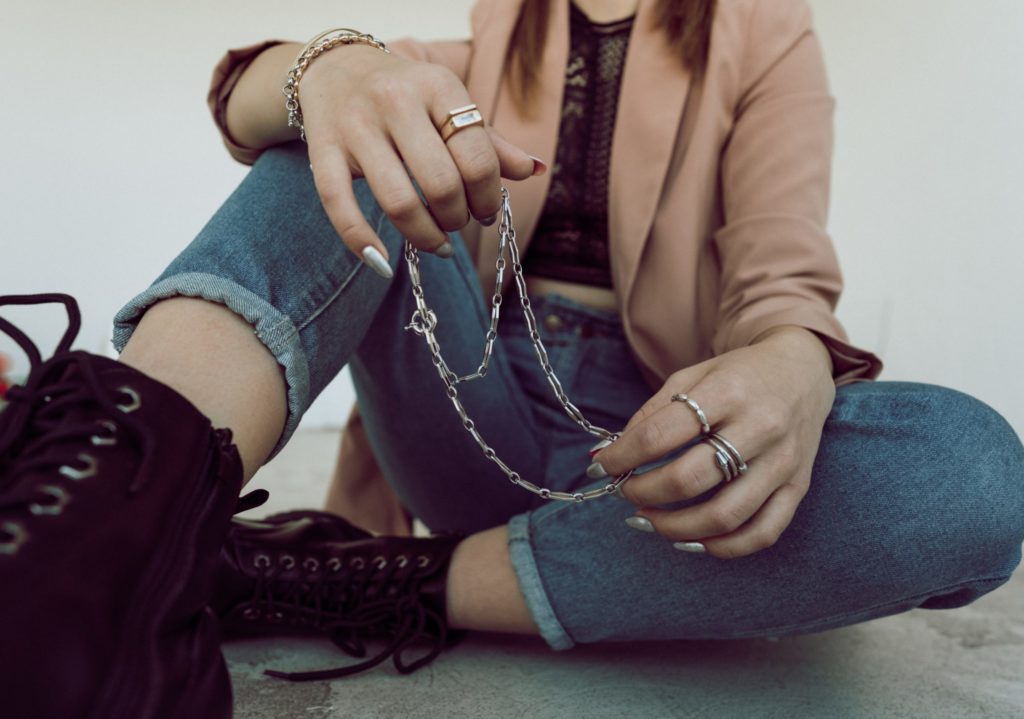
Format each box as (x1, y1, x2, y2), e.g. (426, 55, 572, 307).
(416, 555, 431, 568)
(303, 557, 320, 572)
(372, 556, 387, 570)
(350, 557, 366, 570)
(90, 420, 118, 447)
(116, 386, 142, 413)
(395, 555, 409, 568)
(279, 555, 296, 569)
(270, 611, 284, 623)
(59, 453, 97, 481)
(29, 485, 70, 516)
(0, 522, 27, 555)
(326, 557, 342, 573)
(242, 607, 260, 620)
(254, 554, 271, 569)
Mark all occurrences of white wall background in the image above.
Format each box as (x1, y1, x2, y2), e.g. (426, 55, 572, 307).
(2, 0, 1022, 435)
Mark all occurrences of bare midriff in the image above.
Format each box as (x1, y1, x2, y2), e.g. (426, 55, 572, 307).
(524, 275, 620, 313)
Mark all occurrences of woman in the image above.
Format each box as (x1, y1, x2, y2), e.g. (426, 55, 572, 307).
(1, 0, 1021, 716)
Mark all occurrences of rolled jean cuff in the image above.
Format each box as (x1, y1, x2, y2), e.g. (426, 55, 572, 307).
(507, 512, 576, 651)
(110, 272, 309, 460)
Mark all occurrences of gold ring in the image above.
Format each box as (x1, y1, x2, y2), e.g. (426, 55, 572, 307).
(439, 104, 484, 142)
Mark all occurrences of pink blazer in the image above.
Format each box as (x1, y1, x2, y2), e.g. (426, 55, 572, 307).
(209, 0, 882, 521)
(212, 0, 882, 387)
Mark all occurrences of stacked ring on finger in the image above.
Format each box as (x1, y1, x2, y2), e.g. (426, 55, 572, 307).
(702, 432, 748, 482)
(438, 104, 484, 142)
(670, 393, 711, 435)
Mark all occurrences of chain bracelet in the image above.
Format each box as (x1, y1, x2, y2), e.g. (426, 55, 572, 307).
(283, 29, 390, 142)
(403, 189, 633, 502)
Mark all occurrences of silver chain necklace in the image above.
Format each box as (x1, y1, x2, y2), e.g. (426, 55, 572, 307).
(403, 188, 632, 502)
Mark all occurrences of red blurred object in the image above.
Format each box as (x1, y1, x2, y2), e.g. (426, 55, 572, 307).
(0, 352, 10, 398)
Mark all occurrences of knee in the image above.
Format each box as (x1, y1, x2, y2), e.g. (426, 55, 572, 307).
(836, 382, 1024, 572)
(905, 384, 1024, 569)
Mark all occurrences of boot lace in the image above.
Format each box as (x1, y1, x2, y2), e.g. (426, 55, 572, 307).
(0, 294, 157, 551)
(248, 549, 450, 681)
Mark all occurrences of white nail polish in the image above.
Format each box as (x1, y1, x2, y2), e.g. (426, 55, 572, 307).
(435, 241, 454, 258)
(588, 438, 613, 454)
(624, 516, 655, 533)
(673, 541, 707, 554)
(361, 246, 394, 279)
(586, 461, 609, 480)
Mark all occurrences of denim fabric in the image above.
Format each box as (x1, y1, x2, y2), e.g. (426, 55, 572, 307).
(113, 143, 1024, 651)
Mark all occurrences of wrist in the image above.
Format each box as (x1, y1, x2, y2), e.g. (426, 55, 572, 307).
(752, 325, 835, 379)
(224, 42, 304, 152)
(283, 29, 391, 141)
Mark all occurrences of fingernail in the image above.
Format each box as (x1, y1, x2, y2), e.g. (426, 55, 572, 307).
(624, 516, 655, 533)
(435, 241, 454, 258)
(361, 246, 394, 279)
(480, 214, 498, 227)
(585, 461, 609, 480)
(588, 438, 613, 457)
(528, 155, 547, 176)
(673, 542, 707, 554)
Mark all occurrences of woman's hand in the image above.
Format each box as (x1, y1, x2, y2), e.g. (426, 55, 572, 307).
(591, 326, 836, 559)
(298, 45, 541, 265)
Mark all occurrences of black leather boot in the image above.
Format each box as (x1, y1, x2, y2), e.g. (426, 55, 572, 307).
(213, 508, 463, 680)
(0, 293, 244, 719)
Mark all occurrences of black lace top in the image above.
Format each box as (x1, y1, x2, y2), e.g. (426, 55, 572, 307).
(521, 3, 634, 288)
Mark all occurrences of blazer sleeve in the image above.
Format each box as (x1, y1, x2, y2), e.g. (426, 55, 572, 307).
(206, 30, 475, 166)
(711, 0, 882, 384)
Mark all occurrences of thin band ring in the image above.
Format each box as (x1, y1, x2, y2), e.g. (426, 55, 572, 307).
(710, 432, 748, 474)
(670, 393, 711, 435)
(704, 436, 739, 482)
(709, 446, 735, 483)
(439, 104, 484, 142)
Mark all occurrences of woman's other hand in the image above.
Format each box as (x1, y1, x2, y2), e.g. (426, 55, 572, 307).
(299, 45, 541, 264)
(593, 326, 836, 559)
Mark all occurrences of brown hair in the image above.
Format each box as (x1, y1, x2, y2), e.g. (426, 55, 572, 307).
(507, 0, 716, 115)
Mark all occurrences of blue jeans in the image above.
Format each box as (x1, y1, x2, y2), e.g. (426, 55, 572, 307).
(113, 143, 1024, 651)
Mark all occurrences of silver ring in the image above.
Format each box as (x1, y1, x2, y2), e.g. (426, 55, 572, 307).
(670, 393, 711, 435)
(704, 436, 739, 482)
(711, 448, 734, 483)
(710, 432, 748, 474)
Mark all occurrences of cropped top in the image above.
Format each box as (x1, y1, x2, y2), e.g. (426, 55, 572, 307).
(521, 3, 634, 288)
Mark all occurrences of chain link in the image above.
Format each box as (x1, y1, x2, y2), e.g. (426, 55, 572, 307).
(403, 189, 632, 501)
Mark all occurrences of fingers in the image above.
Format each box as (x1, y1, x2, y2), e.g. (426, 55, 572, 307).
(387, 106, 474, 232)
(309, 144, 395, 278)
(385, 109, 542, 236)
(701, 483, 806, 559)
(593, 370, 728, 482)
(485, 126, 544, 181)
(307, 59, 548, 269)
(638, 457, 781, 540)
(628, 458, 812, 560)
(349, 132, 451, 255)
(619, 425, 762, 507)
(442, 124, 500, 225)
(424, 93, 540, 225)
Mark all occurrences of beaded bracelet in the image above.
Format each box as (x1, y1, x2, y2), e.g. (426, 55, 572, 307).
(282, 29, 390, 142)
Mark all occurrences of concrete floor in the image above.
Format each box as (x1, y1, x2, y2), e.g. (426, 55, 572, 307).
(228, 430, 1024, 719)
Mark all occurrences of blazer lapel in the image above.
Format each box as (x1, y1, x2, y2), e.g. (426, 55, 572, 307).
(609, 0, 692, 307)
(465, 0, 691, 303)
(469, 0, 569, 294)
